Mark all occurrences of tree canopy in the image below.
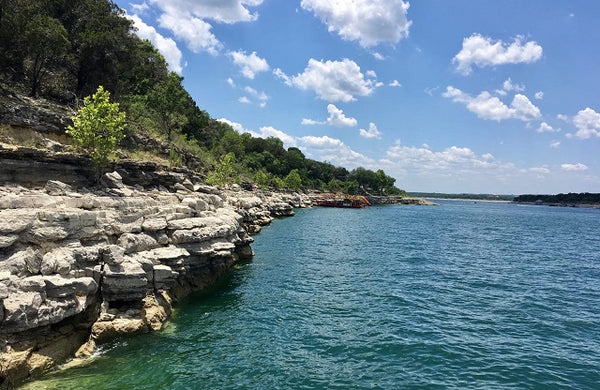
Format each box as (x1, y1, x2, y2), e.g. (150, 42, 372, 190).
(0, 0, 405, 196)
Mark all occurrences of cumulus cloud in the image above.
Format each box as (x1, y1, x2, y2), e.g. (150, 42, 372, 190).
(216, 118, 247, 133)
(550, 140, 560, 148)
(502, 78, 525, 92)
(216, 120, 296, 148)
(537, 122, 558, 133)
(301, 118, 323, 125)
(443, 86, 541, 122)
(389, 80, 402, 87)
(158, 11, 221, 55)
(385, 142, 504, 173)
(149, 0, 263, 24)
(244, 86, 269, 101)
(238, 96, 251, 104)
(359, 123, 382, 139)
(251, 126, 297, 148)
(561, 163, 588, 171)
(572, 107, 600, 139)
(534, 91, 544, 100)
(302, 104, 358, 127)
(130, 1, 150, 12)
(453, 34, 543, 75)
(274, 58, 379, 102)
(229, 51, 270, 79)
(300, 0, 411, 48)
(145, 0, 264, 55)
(126, 14, 184, 74)
(300, 135, 373, 168)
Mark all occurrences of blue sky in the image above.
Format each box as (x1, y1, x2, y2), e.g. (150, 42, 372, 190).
(115, 0, 600, 194)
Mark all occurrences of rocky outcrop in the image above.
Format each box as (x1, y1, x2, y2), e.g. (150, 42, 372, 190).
(0, 164, 310, 388)
(0, 92, 73, 135)
(366, 195, 437, 206)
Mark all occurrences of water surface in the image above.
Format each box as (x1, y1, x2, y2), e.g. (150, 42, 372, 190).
(24, 201, 600, 389)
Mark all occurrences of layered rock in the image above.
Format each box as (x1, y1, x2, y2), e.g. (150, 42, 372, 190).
(0, 168, 310, 388)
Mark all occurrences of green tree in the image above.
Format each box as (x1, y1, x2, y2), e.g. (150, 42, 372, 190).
(146, 72, 189, 141)
(67, 85, 126, 166)
(206, 152, 238, 186)
(284, 169, 303, 190)
(253, 170, 271, 189)
(24, 15, 70, 96)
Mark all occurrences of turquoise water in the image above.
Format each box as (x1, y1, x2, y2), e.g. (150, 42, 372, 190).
(24, 201, 600, 389)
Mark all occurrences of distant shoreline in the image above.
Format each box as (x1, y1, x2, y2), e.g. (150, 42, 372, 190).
(426, 197, 511, 203)
(512, 201, 600, 209)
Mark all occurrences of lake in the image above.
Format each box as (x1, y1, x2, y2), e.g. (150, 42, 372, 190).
(23, 201, 600, 389)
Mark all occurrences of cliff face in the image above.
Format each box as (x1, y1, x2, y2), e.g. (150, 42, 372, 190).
(0, 148, 311, 388)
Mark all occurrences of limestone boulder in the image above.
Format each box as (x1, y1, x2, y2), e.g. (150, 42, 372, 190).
(117, 233, 159, 254)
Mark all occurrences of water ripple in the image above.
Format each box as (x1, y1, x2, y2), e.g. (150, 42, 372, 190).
(23, 202, 600, 389)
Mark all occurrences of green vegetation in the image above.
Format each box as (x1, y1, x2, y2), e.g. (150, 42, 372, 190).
(513, 193, 600, 205)
(66, 86, 126, 166)
(0, 0, 405, 195)
(408, 193, 515, 201)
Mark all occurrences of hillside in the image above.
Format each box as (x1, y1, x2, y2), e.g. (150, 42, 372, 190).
(0, 0, 404, 196)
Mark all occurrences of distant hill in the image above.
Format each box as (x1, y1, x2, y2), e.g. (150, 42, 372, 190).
(512, 193, 600, 206)
(408, 192, 515, 201)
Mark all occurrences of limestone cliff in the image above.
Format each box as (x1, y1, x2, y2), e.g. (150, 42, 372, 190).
(0, 148, 311, 388)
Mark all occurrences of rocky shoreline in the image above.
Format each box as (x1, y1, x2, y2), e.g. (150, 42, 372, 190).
(0, 148, 312, 388)
(0, 146, 431, 388)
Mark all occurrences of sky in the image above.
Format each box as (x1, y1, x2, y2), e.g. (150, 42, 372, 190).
(114, 0, 600, 194)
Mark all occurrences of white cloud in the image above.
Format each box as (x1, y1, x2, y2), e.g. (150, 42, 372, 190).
(511, 94, 542, 121)
(537, 122, 558, 133)
(227, 78, 235, 87)
(216, 120, 296, 148)
(561, 163, 588, 171)
(503, 78, 525, 92)
(301, 135, 344, 148)
(130, 2, 150, 12)
(453, 34, 543, 75)
(550, 140, 560, 148)
(300, 0, 412, 48)
(145, 0, 264, 57)
(424, 86, 439, 96)
(300, 135, 373, 168)
(216, 118, 247, 133)
(557, 114, 569, 122)
(389, 80, 402, 87)
(373, 52, 385, 60)
(158, 10, 221, 55)
(251, 126, 297, 148)
(244, 86, 268, 101)
(530, 166, 550, 175)
(238, 96, 251, 104)
(572, 107, 600, 139)
(149, 0, 264, 24)
(385, 142, 503, 173)
(301, 118, 323, 125)
(229, 51, 269, 79)
(302, 104, 358, 127)
(275, 58, 379, 102)
(443, 86, 541, 122)
(126, 14, 184, 74)
(359, 122, 382, 139)
(326, 104, 357, 127)
(534, 91, 544, 100)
